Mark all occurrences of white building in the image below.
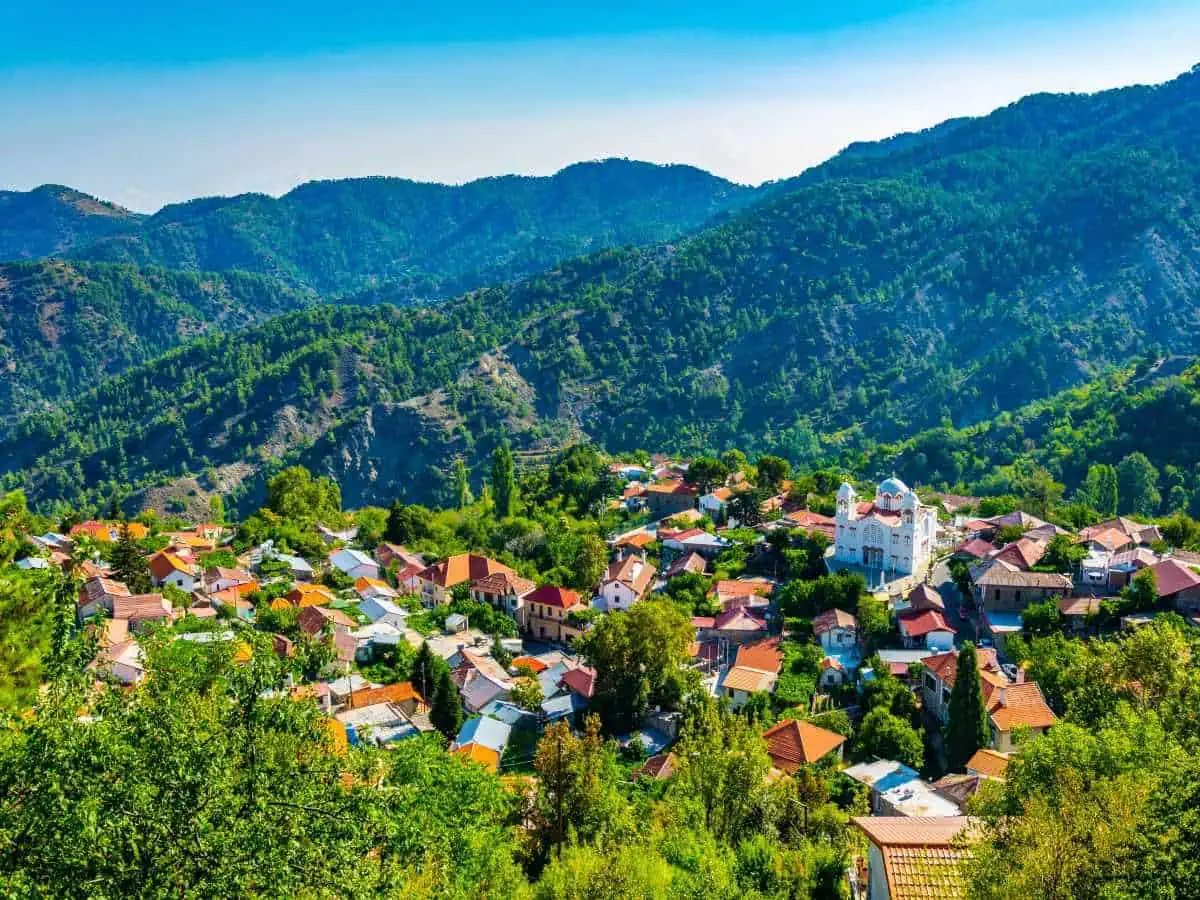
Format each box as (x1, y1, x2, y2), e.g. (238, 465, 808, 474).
(834, 477, 936, 577)
(329, 548, 380, 581)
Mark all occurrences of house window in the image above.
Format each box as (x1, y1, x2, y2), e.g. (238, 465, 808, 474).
(924, 673, 937, 693)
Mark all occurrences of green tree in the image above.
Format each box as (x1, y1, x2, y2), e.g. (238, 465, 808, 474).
(384, 501, 433, 546)
(431, 664, 464, 740)
(491, 633, 513, 669)
(1039, 534, 1086, 573)
(571, 534, 609, 593)
(855, 707, 924, 769)
(755, 455, 792, 493)
(208, 493, 225, 524)
(945, 642, 990, 770)
(1075, 463, 1119, 516)
(575, 600, 695, 732)
(510, 678, 544, 712)
(1123, 567, 1158, 612)
(1117, 452, 1161, 516)
(265, 466, 342, 523)
(108, 522, 152, 593)
(491, 444, 518, 518)
(1022, 598, 1063, 636)
(451, 457, 474, 509)
(683, 456, 729, 494)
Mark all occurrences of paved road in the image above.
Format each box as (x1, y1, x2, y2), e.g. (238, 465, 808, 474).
(930, 558, 978, 647)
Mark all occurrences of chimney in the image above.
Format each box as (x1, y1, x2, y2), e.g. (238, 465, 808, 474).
(1015, 667, 1026, 684)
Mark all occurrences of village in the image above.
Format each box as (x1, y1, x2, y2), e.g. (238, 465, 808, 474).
(8, 450, 1198, 900)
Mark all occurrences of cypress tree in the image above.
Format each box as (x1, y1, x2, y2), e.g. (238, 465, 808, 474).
(431, 666, 463, 740)
(491, 444, 517, 519)
(411, 641, 437, 704)
(945, 642, 991, 770)
(109, 522, 151, 594)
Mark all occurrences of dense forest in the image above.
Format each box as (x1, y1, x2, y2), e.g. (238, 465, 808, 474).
(0, 160, 752, 296)
(3, 67, 1200, 515)
(0, 260, 315, 425)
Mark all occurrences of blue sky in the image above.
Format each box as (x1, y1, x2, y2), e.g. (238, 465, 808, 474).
(4, 0, 1199, 210)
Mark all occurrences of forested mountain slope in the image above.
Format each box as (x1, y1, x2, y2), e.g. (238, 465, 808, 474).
(0, 260, 314, 425)
(4, 66, 1200, 513)
(1, 160, 752, 296)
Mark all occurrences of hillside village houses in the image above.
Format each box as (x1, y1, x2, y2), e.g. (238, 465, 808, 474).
(27, 450, 1200, 900)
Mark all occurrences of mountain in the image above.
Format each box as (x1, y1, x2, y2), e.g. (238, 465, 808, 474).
(1, 160, 753, 296)
(4, 66, 1200, 513)
(0, 260, 315, 425)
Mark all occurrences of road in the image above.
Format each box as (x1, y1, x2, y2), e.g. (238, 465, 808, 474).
(930, 558, 978, 647)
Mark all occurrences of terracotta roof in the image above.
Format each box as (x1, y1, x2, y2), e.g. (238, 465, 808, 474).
(711, 606, 767, 632)
(898, 609, 954, 638)
(646, 480, 697, 496)
(812, 608, 858, 635)
(722, 665, 778, 693)
(1110, 547, 1159, 569)
(525, 584, 582, 610)
(1147, 559, 1200, 598)
(604, 556, 656, 596)
(933, 773, 989, 806)
(785, 509, 836, 528)
(71, 521, 114, 541)
(974, 568, 1071, 589)
(615, 532, 656, 549)
(287, 583, 335, 607)
(712, 579, 774, 608)
(511, 655, 548, 674)
(954, 538, 997, 560)
(1059, 595, 1102, 617)
(989, 538, 1047, 570)
(762, 719, 846, 772)
(354, 576, 393, 591)
(922, 649, 1003, 691)
(634, 752, 677, 780)
(418, 553, 513, 589)
(471, 570, 536, 596)
(79, 576, 131, 608)
(205, 566, 252, 583)
(454, 742, 501, 772)
(906, 583, 946, 612)
(665, 552, 708, 578)
(660, 527, 705, 543)
(559, 666, 596, 699)
(734, 637, 783, 674)
(1082, 527, 1135, 553)
(113, 593, 172, 622)
(965, 749, 1010, 779)
(988, 682, 1057, 732)
(345, 681, 425, 710)
(149, 551, 192, 580)
(299, 605, 357, 635)
(852, 816, 972, 900)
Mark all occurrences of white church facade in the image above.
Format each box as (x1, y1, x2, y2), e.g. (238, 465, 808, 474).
(834, 477, 936, 577)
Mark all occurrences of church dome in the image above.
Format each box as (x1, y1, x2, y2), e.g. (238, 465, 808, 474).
(878, 476, 909, 496)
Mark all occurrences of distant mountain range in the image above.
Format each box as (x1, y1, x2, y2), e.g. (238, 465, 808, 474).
(0, 160, 753, 296)
(2, 66, 1200, 514)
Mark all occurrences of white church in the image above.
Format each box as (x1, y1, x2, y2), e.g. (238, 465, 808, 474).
(834, 477, 936, 577)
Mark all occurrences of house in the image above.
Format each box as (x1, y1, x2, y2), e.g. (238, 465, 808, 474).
(813, 609, 859, 652)
(344, 681, 426, 717)
(444, 613, 469, 634)
(965, 748, 1011, 780)
(1145, 558, 1200, 616)
(374, 543, 424, 571)
(844, 760, 963, 818)
(525, 585, 587, 642)
(662, 529, 730, 558)
(718, 637, 783, 709)
(417, 553, 514, 605)
(70, 521, 116, 543)
(328, 548, 380, 582)
(897, 609, 955, 651)
(298, 605, 357, 637)
(204, 566, 254, 594)
(699, 486, 735, 522)
(973, 566, 1071, 612)
(711, 578, 774, 611)
(922, 650, 1056, 752)
(77, 576, 131, 620)
(897, 583, 945, 614)
(853, 815, 973, 900)
(633, 752, 678, 781)
(358, 596, 409, 629)
(471, 571, 537, 626)
(834, 478, 937, 577)
(988, 538, 1047, 571)
(1080, 517, 1162, 548)
(761, 719, 847, 772)
(354, 576, 399, 603)
(451, 716, 512, 771)
(559, 665, 597, 702)
(781, 509, 837, 541)
(1106, 547, 1159, 590)
(258, 547, 315, 582)
(336, 702, 419, 746)
(88, 638, 146, 685)
(645, 480, 698, 519)
(1058, 595, 1102, 633)
(691, 606, 768, 645)
(664, 551, 707, 579)
(112, 593, 173, 630)
(148, 551, 196, 592)
(953, 538, 996, 561)
(597, 556, 657, 612)
(285, 583, 336, 608)
(453, 650, 515, 713)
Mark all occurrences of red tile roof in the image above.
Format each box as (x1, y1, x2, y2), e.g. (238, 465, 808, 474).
(418, 553, 514, 589)
(955, 538, 997, 559)
(987, 681, 1057, 732)
(906, 583, 946, 612)
(559, 666, 596, 699)
(965, 748, 1010, 779)
(989, 538, 1047, 570)
(734, 636, 783, 674)
(1147, 558, 1200, 598)
(113, 593, 172, 623)
(646, 480, 697, 496)
(634, 752, 677, 780)
(471, 570, 537, 597)
(762, 719, 846, 771)
(525, 585, 582, 610)
(665, 552, 707, 578)
(853, 816, 973, 900)
(812, 608, 858, 635)
(604, 556, 657, 596)
(898, 609, 954, 638)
